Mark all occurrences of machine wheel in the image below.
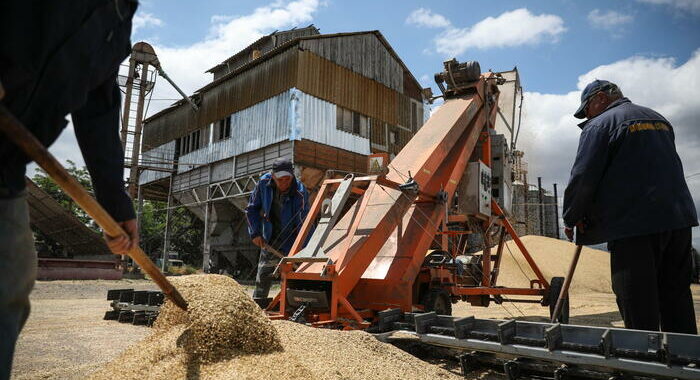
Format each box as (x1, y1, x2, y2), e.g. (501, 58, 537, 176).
(422, 288, 452, 316)
(547, 277, 570, 324)
(463, 61, 481, 82)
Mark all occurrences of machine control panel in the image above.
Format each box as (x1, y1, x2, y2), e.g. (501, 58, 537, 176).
(465, 161, 492, 217)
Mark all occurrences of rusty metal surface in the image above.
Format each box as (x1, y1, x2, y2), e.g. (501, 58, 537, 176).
(144, 32, 425, 149)
(25, 178, 112, 257)
(298, 95, 482, 298)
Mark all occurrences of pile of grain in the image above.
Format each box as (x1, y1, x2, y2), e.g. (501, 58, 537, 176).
(487, 235, 611, 294)
(89, 274, 461, 380)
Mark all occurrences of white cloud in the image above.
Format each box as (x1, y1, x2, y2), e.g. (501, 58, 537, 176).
(406, 8, 451, 28)
(636, 0, 700, 15)
(42, 0, 322, 178)
(415, 8, 566, 57)
(132, 12, 164, 34)
(587, 9, 634, 30)
(137, 0, 321, 115)
(518, 50, 700, 245)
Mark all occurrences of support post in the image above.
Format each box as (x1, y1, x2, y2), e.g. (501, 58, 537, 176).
(537, 177, 544, 236)
(127, 62, 150, 198)
(120, 58, 136, 150)
(202, 199, 210, 272)
(553, 183, 560, 239)
(161, 175, 174, 271)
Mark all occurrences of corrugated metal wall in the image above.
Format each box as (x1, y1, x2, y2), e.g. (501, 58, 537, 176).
(294, 140, 367, 174)
(138, 141, 175, 185)
(300, 34, 403, 93)
(177, 89, 294, 173)
(143, 48, 299, 148)
(295, 89, 371, 155)
(175, 88, 370, 175)
(297, 50, 402, 126)
(235, 141, 293, 178)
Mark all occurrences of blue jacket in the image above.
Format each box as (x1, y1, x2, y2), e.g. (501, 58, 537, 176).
(563, 98, 697, 245)
(245, 173, 310, 254)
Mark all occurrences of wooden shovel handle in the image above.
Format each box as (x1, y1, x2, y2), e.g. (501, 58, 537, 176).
(550, 244, 582, 323)
(0, 104, 188, 310)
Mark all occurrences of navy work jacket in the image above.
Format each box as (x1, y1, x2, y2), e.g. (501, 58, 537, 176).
(245, 173, 310, 255)
(0, 0, 137, 222)
(563, 98, 697, 245)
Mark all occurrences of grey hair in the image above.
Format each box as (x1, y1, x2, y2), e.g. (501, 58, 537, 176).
(604, 83, 623, 99)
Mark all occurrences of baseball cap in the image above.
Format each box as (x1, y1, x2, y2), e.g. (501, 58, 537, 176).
(574, 79, 616, 119)
(272, 157, 294, 178)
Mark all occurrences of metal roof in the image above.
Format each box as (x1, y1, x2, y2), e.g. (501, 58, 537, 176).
(26, 178, 112, 257)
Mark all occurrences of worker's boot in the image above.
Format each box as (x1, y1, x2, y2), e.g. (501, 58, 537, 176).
(253, 297, 272, 309)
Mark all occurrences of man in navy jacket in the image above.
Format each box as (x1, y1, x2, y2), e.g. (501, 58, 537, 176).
(563, 80, 697, 333)
(245, 158, 310, 305)
(0, 1, 138, 377)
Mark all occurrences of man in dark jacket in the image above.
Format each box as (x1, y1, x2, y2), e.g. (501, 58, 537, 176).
(563, 79, 698, 334)
(245, 158, 310, 306)
(0, 1, 138, 377)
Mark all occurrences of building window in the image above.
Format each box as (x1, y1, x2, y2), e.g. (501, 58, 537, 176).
(215, 116, 232, 142)
(180, 129, 203, 155)
(336, 106, 369, 138)
(411, 102, 417, 132)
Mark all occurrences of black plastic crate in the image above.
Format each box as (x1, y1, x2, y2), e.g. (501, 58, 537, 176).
(118, 290, 134, 303)
(103, 310, 119, 320)
(147, 291, 164, 306)
(132, 290, 149, 305)
(132, 311, 148, 325)
(107, 288, 133, 301)
(117, 310, 134, 323)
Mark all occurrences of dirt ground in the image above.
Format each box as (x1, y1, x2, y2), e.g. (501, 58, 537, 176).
(11, 280, 700, 379)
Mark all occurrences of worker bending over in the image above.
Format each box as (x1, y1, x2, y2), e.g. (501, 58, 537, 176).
(0, 1, 139, 378)
(245, 158, 310, 307)
(563, 79, 697, 334)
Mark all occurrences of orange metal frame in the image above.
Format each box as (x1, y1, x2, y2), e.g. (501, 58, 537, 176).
(266, 73, 550, 329)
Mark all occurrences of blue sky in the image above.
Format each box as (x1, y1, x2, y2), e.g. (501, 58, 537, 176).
(133, 0, 700, 94)
(48, 0, 700, 244)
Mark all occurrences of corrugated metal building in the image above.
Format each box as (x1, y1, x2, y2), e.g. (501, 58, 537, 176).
(137, 26, 428, 276)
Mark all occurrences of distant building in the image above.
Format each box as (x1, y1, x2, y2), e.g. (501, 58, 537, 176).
(136, 26, 428, 276)
(511, 150, 560, 239)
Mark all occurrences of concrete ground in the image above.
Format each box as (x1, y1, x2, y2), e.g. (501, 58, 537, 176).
(10, 280, 700, 379)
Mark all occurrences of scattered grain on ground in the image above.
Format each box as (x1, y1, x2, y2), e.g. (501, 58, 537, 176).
(88, 274, 462, 380)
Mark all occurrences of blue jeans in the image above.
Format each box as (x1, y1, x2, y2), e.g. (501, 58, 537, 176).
(253, 249, 279, 299)
(0, 192, 36, 380)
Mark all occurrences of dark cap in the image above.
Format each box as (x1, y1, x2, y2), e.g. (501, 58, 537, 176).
(272, 157, 294, 178)
(574, 79, 616, 119)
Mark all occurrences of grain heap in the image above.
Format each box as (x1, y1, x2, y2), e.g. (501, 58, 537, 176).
(89, 274, 462, 380)
(489, 235, 612, 294)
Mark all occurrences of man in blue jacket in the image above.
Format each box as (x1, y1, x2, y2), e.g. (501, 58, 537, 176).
(563, 80, 698, 334)
(245, 158, 310, 306)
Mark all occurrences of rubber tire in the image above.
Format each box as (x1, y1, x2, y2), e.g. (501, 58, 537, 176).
(548, 277, 570, 324)
(421, 288, 453, 316)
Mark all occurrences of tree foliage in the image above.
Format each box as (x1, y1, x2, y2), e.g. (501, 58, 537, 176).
(32, 161, 97, 231)
(31, 162, 204, 266)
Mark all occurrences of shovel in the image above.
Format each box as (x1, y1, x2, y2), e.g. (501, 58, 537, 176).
(0, 102, 188, 311)
(551, 243, 582, 323)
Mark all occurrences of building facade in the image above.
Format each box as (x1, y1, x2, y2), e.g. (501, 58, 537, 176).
(137, 27, 428, 276)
